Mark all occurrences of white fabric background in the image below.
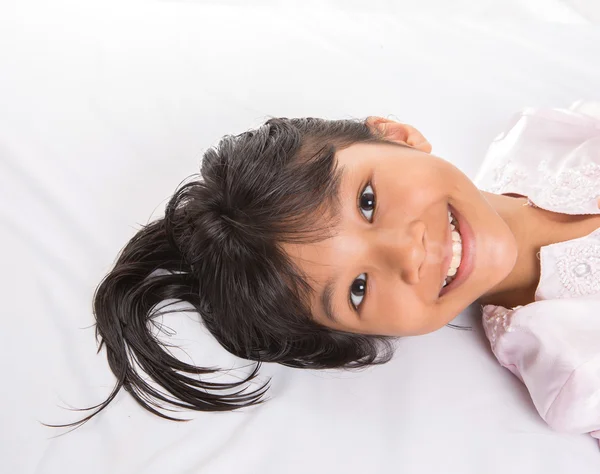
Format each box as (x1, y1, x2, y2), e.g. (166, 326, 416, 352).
(1, 1, 600, 473)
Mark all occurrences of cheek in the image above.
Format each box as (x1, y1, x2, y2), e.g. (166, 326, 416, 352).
(369, 275, 468, 337)
(367, 289, 430, 337)
(393, 307, 441, 336)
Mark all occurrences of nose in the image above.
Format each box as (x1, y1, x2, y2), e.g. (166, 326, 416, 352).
(376, 220, 426, 285)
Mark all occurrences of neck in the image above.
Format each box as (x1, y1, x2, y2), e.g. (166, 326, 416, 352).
(476, 192, 546, 308)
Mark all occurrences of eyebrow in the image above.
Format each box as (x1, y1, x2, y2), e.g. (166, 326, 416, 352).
(320, 278, 338, 323)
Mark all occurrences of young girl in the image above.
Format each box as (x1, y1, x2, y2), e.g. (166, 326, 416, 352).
(57, 102, 600, 445)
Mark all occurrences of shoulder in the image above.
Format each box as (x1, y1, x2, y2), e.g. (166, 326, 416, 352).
(474, 102, 600, 215)
(482, 298, 600, 434)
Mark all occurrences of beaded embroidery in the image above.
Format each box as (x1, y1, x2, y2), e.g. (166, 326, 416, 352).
(555, 242, 600, 298)
(482, 308, 516, 346)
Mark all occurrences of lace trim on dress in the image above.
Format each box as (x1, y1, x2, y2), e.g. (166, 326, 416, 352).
(485, 159, 600, 213)
(486, 160, 528, 195)
(535, 159, 600, 212)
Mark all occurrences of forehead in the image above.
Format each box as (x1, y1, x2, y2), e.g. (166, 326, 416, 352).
(335, 140, 415, 167)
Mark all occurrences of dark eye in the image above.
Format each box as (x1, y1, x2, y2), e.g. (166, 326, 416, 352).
(350, 273, 367, 309)
(359, 183, 375, 222)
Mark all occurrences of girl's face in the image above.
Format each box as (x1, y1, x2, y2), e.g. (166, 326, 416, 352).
(283, 119, 518, 337)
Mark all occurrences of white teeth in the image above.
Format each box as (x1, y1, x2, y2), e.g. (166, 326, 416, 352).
(442, 209, 463, 290)
(445, 226, 463, 280)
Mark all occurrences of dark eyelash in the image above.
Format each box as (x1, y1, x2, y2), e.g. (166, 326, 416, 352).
(349, 274, 368, 312)
(357, 180, 376, 220)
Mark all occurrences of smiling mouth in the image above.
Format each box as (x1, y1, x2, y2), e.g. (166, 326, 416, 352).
(443, 210, 462, 288)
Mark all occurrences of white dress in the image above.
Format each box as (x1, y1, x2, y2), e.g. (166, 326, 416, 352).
(474, 101, 600, 446)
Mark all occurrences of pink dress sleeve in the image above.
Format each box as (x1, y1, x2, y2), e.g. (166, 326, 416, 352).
(482, 299, 600, 446)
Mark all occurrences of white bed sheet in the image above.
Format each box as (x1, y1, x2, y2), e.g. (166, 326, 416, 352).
(2, 1, 600, 473)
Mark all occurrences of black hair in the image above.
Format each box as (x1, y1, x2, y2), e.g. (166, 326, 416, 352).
(47, 117, 398, 431)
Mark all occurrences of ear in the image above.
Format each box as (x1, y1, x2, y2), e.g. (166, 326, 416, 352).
(366, 116, 432, 153)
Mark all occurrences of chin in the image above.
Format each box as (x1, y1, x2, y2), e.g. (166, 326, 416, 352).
(480, 224, 518, 283)
(476, 234, 518, 304)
